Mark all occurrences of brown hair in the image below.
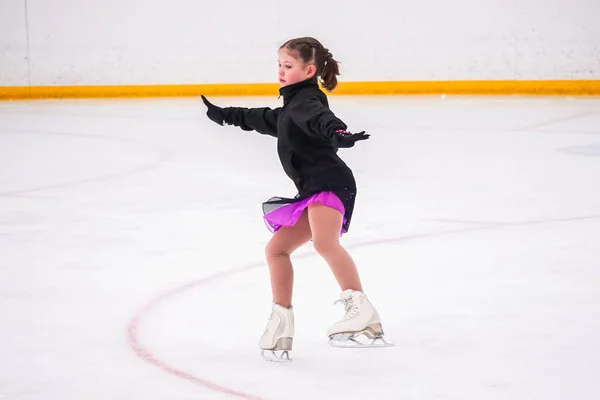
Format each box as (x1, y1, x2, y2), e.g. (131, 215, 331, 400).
(280, 37, 340, 91)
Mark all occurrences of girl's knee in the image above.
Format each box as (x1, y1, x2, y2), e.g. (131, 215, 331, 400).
(312, 238, 340, 257)
(265, 241, 291, 259)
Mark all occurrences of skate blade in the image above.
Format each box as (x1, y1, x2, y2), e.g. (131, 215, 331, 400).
(261, 349, 292, 362)
(260, 337, 293, 362)
(328, 332, 395, 348)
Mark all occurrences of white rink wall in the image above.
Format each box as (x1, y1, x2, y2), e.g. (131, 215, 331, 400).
(1, 0, 599, 86)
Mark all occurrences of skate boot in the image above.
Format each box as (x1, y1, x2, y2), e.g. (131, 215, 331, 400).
(327, 289, 394, 348)
(259, 303, 294, 361)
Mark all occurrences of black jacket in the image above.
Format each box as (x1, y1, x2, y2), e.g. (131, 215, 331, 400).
(222, 77, 356, 198)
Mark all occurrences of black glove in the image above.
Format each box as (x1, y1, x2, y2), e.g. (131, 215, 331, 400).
(201, 95, 225, 126)
(332, 130, 370, 148)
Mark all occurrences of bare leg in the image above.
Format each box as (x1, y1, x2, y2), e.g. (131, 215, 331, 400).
(307, 203, 363, 293)
(264, 210, 312, 308)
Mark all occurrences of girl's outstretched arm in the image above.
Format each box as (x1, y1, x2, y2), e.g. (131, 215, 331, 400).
(201, 95, 280, 138)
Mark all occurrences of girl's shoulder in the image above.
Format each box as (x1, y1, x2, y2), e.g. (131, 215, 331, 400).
(288, 97, 329, 118)
(295, 89, 329, 109)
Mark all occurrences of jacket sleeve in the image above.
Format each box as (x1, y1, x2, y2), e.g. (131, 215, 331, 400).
(288, 96, 347, 141)
(222, 107, 280, 137)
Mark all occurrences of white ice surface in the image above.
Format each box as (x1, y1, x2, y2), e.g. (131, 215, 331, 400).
(1, 95, 600, 400)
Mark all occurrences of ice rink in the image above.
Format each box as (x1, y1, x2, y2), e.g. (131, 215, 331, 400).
(1, 95, 600, 399)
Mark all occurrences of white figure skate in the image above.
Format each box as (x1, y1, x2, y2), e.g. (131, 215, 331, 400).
(259, 303, 294, 362)
(327, 289, 394, 348)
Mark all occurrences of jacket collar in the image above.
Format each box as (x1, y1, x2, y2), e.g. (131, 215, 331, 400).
(278, 77, 320, 104)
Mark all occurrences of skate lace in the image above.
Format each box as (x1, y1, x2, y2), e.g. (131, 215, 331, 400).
(334, 297, 358, 320)
(261, 308, 275, 333)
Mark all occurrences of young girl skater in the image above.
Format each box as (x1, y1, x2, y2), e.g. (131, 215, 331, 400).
(201, 37, 392, 361)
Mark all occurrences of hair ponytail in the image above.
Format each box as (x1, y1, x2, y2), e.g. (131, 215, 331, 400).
(280, 37, 341, 92)
(319, 51, 340, 91)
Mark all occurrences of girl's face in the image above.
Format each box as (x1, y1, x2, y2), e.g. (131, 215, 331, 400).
(278, 48, 316, 87)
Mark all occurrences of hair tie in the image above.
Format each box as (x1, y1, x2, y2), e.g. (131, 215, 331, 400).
(322, 49, 332, 66)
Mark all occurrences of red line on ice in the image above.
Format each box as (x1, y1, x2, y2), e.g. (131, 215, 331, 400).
(126, 216, 600, 398)
(126, 265, 267, 400)
(124, 226, 490, 399)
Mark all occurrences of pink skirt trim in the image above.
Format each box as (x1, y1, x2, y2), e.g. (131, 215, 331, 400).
(263, 191, 347, 235)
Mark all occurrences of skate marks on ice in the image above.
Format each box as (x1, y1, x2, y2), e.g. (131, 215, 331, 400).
(0, 128, 172, 197)
(126, 213, 600, 398)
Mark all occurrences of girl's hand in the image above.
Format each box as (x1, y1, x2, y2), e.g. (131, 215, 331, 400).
(333, 130, 370, 148)
(201, 95, 225, 126)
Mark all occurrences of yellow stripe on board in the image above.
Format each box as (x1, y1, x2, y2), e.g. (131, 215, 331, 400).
(1, 80, 599, 100)
(338, 80, 600, 95)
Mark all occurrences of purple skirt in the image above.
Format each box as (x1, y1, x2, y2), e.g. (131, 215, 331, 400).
(263, 191, 348, 235)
